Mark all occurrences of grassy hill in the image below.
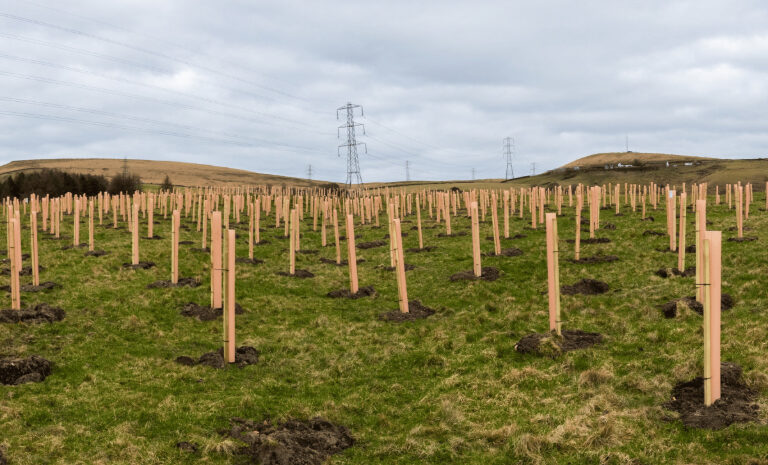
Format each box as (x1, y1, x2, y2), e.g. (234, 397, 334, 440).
(561, 151, 716, 169)
(0, 158, 327, 188)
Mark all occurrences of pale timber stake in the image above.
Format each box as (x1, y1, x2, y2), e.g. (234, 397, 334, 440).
(172, 209, 180, 284)
(703, 230, 722, 406)
(470, 202, 481, 277)
(223, 229, 236, 363)
(393, 218, 409, 313)
(546, 212, 561, 336)
(345, 213, 359, 294)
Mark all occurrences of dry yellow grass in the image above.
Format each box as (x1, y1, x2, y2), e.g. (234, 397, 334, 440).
(0, 158, 325, 188)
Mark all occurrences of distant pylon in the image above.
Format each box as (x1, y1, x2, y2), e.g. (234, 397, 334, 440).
(472, 168, 476, 180)
(122, 156, 129, 177)
(405, 160, 410, 181)
(531, 162, 536, 176)
(336, 102, 366, 188)
(306, 164, 313, 180)
(503, 137, 515, 180)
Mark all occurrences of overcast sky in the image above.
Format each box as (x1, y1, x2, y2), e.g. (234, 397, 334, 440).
(1, 0, 767, 183)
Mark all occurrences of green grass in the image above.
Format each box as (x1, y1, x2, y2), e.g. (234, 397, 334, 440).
(2, 195, 768, 464)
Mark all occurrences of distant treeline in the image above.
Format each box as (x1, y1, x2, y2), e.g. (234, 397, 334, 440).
(0, 169, 142, 198)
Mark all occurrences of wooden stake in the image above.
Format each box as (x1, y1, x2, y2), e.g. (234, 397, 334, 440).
(131, 202, 139, 265)
(172, 209, 179, 284)
(88, 200, 94, 252)
(393, 218, 409, 313)
(31, 209, 39, 287)
(333, 209, 341, 265)
(223, 229, 236, 363)
(491, 193, 501, 256)
(9, 217, 19, 310)
(416, 199, 423, 250)
(703, 230, 721, 406)
(289, 208, 296, 275)
(678, 192, 686, 271)
(546, 213, 561, 336)
(211, 211, 222, 309)
(470, 202, 481, 277)
(345, 214, 359, 294)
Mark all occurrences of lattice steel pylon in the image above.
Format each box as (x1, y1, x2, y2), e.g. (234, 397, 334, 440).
(503, 136, 515, 180)
(337, 102, 366, 188)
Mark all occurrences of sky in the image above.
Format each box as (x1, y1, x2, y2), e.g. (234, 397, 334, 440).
(1, 0, 768, 183)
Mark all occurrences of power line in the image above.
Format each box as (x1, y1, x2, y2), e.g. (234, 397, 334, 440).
(337, 103, 366, 188)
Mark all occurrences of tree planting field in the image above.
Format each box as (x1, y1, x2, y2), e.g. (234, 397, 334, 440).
(1, 188, 768, 465)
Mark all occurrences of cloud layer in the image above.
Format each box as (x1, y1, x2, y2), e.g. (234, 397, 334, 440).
(1, 0, 767, 182)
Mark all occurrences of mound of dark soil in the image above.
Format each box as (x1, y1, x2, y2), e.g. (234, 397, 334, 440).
(0, 303, 65, 323)
(60, 243, 88, 250)
(380, 263, 416, 271)
(0, 448, 5, 464)
(1, 266, 45, 276)
(642, 216, 655, 221)
(236, 257, 264, 265)
(437, 231, 468, 237)
(566, 238, 611, 244)
(561, 279, 609, 295)
(383, 233, 408, 239)
(0, 253, 28, 263)
(356, 240, 386, 249)
(179, 240, 194, 245)
(379, 300, 436, 322)
(175, 346, 259, 369)
(276, 269, 314, 278)
(254, 240, 271, 245)
(145, 235, 164, 240)
(297, 249, 319, 254)
(0, 355, 52, 384)
(482, 248, 523, 257)
(515, 329, 603, 356)
(728, 236, 758, 242)
(603, 223, 616, 230)
(728, 226, 753, 232)
(147, 278, 200, 289)
(327, 286, 376, 299)
(319, 257, 365, 266)
(406, 246, 438, 253)
(84, 250, 108, 257)
(664, 362, 758, 429)
(176, 441, 198, 453)
(20, 282, 59, 292)
(223, 417, 354, 465)
(122, 262, 156, 270)
(568, 255, 619, 264)
(449, 266, 500, 282)
(643, 230, 666, 236)
(660, 294, 734, 318)
(180, 302, 245, 321)
(512, 234, 527, 239)
(655, 267, 696, 278)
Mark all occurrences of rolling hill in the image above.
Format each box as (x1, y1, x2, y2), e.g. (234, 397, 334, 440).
(560, 151, 716, 169)
(0, 158, 326, 188)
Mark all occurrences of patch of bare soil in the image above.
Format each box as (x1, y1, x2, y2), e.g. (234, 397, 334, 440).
(84, 250, 108, 257)
(512, 233, 527, 239)
(438, 231, 468, 237)
(236, 257, 264, 265)
(1, 265, 45, 276)
(222, 417, 354, 465)
(643, 230, 665, 236)
(561, 279, 609, 295)
(379, 300, 436, 322)
(327, 286, 376, 299)
(0, 253, 28, 263)
(0, 355, 52, 384)
(379, 263, 416, 271)
(482, 248, 523, 257)
(406, 246, 438, 253)
(568, 255, 619, 264)
(60, 243, 88, 250)
(566, 238, 611, 244)
(180, 302, 245, 321)
(319, 258, 365, 266)
(728, 226, 753, 231)
(276, 269, 314, 278)
(728, 236, 758, 242)
(122, 262, 156, 269)
(664, 362, 758, 429)
(383, 233, 408, 239)
(175, 346, 259, 369)
(145, 235, 164, 240)
(642, 216, 655, 221)
(0, 303, 65, 323)
(449, 266, 500, 282)
(176, 442, 198, 453)
(297, 249, 319, 254)
(147, 278, 200, 289)
(514, 330, 603, 356)
(660, 294, 734, 318)
(179, 240, 194, 245)
(20, 282, 59, 292)
(655, 267, 696, 278)
(603, 223, 616, 230)
(357, 240, 386, 249)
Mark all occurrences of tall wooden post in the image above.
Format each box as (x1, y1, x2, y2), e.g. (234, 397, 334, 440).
(211, 211, 222, 309)
(491, 194, 501, 256)
(289, 208, 296, 275)
(88, 200, 94, 252)
(346, 214, 359, 294)
(470, 202, 481, 277)
(393, 218, 409, 313)
(333, 209, 341, 265)
(131, 202, 140, 265)
(703, 231, 722, 406)
(416, 200, 423, 250)
(546, 212, 561, 336)
(223, 229, 236, 363)
(667, 190, 677, 251)
(678, 192, 686, 271)
(73, 197, 80, 247)
(31, 209, 39, 287)
(695, 200, 706, 302)
(172, 209, 180, 284)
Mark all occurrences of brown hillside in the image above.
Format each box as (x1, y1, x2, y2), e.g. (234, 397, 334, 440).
(561, 152, 716, 169)
(0, 158, 326, 188)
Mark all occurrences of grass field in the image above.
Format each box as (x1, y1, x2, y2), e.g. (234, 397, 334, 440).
(2, 191, 768, 464)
